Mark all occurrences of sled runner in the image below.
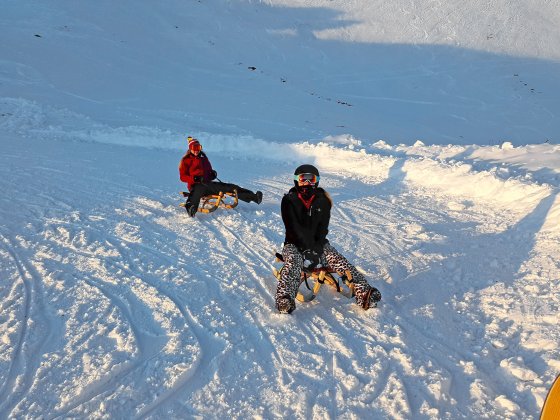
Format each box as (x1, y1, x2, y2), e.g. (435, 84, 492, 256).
(179, 190, 239, 214)
(272, 252, 355, 302)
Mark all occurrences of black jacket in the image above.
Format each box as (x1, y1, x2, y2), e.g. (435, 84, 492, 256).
(281, 187, 331, 253)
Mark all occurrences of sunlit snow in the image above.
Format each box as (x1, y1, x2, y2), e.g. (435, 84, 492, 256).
(1, 1, 559, 418)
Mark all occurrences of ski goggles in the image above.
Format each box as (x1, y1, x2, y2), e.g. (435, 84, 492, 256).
(294, 173, 319, 185)
(189, 141, 202, 152)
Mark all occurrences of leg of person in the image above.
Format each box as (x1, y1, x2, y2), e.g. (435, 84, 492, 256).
(201, 181, 226, 195)
(276, 243, 303, 314)
(323, 243, 382, 309)
(186, 184, 209, 217)
(228, 184, 262, 204)
(207, 182, 262, 204)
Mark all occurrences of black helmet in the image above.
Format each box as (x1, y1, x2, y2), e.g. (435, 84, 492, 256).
(293, 164, 320, 199)
(294, 164, 319, 177)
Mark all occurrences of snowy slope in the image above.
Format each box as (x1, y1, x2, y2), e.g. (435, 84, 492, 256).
(1, 0, 560, 419)
(1, 0, 559, 144)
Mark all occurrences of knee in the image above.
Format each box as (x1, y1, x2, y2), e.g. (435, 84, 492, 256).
(282, 244, 302, 263)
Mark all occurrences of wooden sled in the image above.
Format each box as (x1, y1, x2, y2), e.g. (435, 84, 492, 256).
(272, 252, 355, 303)
(179, 190, 238, 214)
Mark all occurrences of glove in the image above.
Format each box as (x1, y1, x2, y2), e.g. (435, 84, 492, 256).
(313, 244, 324, 256)
(210, 170, 218, 180)
(302, 249, 321, 270)
(193, 176, 203, 183)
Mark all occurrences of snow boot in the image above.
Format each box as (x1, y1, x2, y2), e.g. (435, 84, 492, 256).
(185, 202, 197, 217)
(276, 295, 296, 314)
(255, 191, 263, 204)
(356, 287, 381, 310)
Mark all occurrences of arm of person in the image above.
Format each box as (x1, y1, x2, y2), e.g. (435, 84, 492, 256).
(204, 156, 216, 181)
(179, 157, 196, 185)
(312, 194, 331, 254)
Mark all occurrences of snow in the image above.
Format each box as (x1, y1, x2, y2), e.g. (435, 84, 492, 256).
(1, 0, 559, 418)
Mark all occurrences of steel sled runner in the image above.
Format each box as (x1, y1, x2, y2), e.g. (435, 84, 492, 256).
(272, 252, 355, 302)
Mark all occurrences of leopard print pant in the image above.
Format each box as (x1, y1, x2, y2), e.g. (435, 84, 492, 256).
(276, 242, 381, 311)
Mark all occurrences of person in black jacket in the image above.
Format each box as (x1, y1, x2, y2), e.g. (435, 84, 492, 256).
(276, 164, 382, 314)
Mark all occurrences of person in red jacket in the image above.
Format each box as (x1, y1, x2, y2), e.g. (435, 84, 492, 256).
(179, 137, 263, 217)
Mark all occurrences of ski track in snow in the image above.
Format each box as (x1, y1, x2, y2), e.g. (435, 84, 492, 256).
(1, 132, 558, 419)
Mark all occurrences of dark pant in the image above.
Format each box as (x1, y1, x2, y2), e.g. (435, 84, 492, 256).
(187, 181, 258, 209)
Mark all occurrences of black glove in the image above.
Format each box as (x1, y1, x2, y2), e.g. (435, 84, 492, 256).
(302, 249, 321, 270)
(210, 170, 218, 180)
(193, 176, 203, 183)
(313, 244, 324, 256)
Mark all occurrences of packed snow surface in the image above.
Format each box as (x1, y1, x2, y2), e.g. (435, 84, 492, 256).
(1, 0, 559, 419)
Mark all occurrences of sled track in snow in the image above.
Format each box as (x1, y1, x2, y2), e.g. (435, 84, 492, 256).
(0, 234, 34, 413)
(0, 232, 56, 416)
(49, 274, 171, 419)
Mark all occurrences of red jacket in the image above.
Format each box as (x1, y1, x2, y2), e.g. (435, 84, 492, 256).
(179, 151, 214, 191)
